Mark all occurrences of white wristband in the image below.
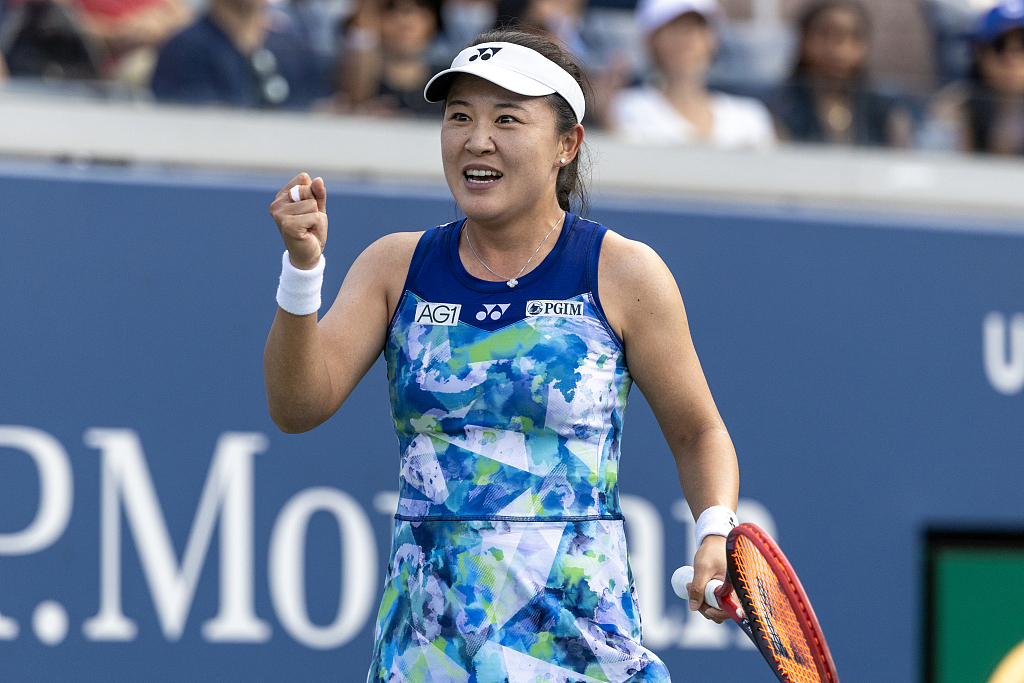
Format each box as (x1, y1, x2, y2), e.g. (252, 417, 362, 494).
(695, 505, 738, 549)
(276, 250, 324, 316)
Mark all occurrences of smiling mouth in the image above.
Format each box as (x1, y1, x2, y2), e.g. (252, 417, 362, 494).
(465, 169, 503, 184)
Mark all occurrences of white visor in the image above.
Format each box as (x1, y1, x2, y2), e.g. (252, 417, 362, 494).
(424, 42, 586, 123)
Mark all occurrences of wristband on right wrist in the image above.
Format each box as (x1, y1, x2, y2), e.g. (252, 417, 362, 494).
(276, 250, 324, 316)
(694, 505, 738, 549)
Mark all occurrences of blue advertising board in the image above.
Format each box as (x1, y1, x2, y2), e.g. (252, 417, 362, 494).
(1, 161, 1023, 683)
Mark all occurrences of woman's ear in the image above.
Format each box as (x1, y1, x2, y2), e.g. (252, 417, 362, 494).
(560, 122, 585, 162)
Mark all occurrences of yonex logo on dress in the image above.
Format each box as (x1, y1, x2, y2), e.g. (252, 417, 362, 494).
(476, 304, 510, 321)
(526, 300, 583, 317)
(414, 302, 462, 326)
(468, 47, 502, 61)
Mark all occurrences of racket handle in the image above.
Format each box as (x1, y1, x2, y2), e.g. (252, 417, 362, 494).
(670, 565, 724, 610)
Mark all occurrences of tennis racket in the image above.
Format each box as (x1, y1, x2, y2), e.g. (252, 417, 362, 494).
(672, 523, 840, 683)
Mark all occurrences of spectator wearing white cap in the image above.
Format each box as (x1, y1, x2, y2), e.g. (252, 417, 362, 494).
(608, 0, 775, 149)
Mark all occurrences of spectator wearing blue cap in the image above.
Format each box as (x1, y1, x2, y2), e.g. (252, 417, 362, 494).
(927, 0, 1024, 154)
(608, 0, 775, 149)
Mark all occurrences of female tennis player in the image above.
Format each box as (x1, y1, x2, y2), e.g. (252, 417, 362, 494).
(265, 28, 739, 681)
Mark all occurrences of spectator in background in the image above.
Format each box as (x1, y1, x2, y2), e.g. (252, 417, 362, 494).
(151, 0, 332, 108)
(771, 0, 911, 147)
(281, 0, 350, 65)
(0, 0, 190, 86)
(493, 0, 590, 62)
(74, 0, 192, 86)
(0, 0, 104, 78)
(494, 0, 637, 70)
(490, 0, 630, 128)
(927, 0, 1024, 155)
(607, 0, 775, 149)
(431, 0, 496, 63)
(339, 0, 444, 116)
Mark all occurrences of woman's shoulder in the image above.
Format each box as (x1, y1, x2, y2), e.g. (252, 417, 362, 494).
(354, 231, 427, 277)
(596, 230, 681, 340)
(346, 231, 427, 307)
(598, 229, 669, 287)
(363, 230, 426, 259)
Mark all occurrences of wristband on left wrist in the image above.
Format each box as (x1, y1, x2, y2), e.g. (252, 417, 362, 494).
(695, 505, 738, 550)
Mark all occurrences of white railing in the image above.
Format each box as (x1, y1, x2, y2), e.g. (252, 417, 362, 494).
(4, 86, 1024, 217)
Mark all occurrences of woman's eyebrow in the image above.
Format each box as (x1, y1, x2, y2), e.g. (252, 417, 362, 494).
(445, 99, 527, 112)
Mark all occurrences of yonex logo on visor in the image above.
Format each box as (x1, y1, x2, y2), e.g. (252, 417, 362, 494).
(423, 42, 586, 123)
(469, 47, 502, 61)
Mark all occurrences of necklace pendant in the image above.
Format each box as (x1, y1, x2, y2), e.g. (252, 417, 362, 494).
(506, 278, 518, 288)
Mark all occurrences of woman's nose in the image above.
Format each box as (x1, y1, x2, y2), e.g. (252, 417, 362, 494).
(465, 123, 496, 155)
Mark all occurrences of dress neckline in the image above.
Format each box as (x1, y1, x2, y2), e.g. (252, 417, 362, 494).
(447, 213, 577, 293)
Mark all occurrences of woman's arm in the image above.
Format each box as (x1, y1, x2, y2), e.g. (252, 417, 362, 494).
(264, 174, 419, 433)
(599, 230, 739, 622)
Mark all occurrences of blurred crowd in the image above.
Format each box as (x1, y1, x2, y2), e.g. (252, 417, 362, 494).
(3, 0, 1024, 156)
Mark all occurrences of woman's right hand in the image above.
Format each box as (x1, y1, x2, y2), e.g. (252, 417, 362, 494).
(270, 173, 328, 270)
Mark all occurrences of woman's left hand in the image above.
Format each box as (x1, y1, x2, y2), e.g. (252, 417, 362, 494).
(688, 535, 730, 623)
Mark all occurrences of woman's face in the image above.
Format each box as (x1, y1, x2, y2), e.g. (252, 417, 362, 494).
(979, 29, 1024, 95)
(649, 12, 716, 81)
(800, 7, 869, 82)
(525, 0, 586, 30)
(441, 75, 571, 224)
(380, 0, 437, 56)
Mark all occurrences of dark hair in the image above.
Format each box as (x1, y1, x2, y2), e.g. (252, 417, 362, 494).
(966, 28, 1024, 152)
(792, 0, 871, 80)
(463, 28, 590, 216)
(493, 0, 531, 32)
(970, 27, 1024, 85)
(382, 0, 443, 35)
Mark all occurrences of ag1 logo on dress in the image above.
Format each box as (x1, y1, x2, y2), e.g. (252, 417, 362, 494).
(414, 302, 462, 326)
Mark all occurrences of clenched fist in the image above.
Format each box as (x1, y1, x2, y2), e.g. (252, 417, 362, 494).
(270, 173, 327, 270)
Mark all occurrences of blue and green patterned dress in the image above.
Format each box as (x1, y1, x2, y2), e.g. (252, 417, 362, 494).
(369, 215, 671, 682)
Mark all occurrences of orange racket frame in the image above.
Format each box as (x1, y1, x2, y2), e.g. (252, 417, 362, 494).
(711, 523, 840, 683)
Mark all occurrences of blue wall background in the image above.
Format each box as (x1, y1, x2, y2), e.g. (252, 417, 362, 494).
(1, 161, 1023, 683)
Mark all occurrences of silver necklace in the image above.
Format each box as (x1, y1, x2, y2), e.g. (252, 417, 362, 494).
(464, 213, 565, 288)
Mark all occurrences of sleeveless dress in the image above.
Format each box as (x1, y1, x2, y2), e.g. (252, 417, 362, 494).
(368, 214, 672, 683)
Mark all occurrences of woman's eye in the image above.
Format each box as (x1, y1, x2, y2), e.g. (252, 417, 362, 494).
(496, 115, 518, 124)
(449, 112, 470, 121)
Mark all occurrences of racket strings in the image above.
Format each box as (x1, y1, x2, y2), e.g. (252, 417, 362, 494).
(759, 539, 837, 683)
(733, 535, 822, 683)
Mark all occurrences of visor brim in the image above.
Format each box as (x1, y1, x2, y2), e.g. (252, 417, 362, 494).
(424, 64, 558, 104)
